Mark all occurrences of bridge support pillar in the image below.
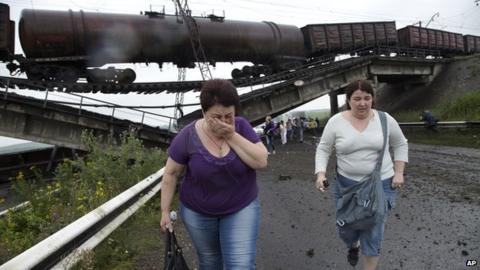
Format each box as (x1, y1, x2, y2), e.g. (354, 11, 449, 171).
(372, 75, 378, 87)
(329, 92, 339, 116)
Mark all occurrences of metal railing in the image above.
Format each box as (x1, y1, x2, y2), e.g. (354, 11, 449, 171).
(2, 81, 176, 130)
(0, 168, 165, 270)
(398, 121, 480, 128)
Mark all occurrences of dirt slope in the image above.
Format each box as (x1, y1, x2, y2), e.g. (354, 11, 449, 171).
(375, 54, 480, 113)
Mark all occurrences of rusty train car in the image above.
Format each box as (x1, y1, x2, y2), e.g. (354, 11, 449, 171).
(301, 21, 398, 56)
(0, 4, 14, 62)
(0, 3, 479, 84)
(397, 25, 464, 53)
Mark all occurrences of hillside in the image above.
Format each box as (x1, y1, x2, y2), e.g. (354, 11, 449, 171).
(375, 54, 480, 114)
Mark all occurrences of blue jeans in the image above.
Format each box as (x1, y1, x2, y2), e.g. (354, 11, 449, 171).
(180, 198, 260, 270)
(298, 128, 304, 142)
(266, 135, 275, 153)
(333, 174, 397, 256)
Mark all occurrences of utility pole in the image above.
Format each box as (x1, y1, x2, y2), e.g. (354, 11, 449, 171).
(171, 0, 212, 130)
(425, 12, 439, 27)
(412, 12, 439, 28)
(173, 0, 212, 81)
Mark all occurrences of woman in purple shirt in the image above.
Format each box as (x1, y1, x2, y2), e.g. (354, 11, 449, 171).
(160, 79, 268, 269)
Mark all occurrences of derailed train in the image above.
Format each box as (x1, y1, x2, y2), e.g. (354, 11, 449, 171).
(0, 3, 479, 84)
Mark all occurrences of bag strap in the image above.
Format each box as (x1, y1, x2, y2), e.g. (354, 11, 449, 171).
(165, 231, 181, 256)
(374, 111, 388, 174)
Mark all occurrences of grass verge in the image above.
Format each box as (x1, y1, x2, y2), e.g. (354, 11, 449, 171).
(402, 128, 480, 149)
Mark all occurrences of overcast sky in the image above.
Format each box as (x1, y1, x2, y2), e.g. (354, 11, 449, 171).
(0, 0, 479, 145)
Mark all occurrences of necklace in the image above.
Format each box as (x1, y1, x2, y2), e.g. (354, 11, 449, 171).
(202, 121, 226, 156)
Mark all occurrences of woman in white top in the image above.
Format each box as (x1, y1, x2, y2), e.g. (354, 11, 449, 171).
(279, 120, 287, 144)
(314, 79, 408, 270)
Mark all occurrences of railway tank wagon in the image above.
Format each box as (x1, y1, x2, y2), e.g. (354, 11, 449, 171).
(16, 8, 306, 82)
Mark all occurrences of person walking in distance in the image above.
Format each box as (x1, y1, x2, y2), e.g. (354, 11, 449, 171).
(299, 117, 306, 143)
(160, 79, 268, 269)
(314, 79, 408, 270)
(279, 120, 287, 145)
(286, 118, 293, 142)
(264, 115, 276, 154)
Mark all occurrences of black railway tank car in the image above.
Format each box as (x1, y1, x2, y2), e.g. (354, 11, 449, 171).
(301, 21, 397, 57)
(16, 8, 305, 83)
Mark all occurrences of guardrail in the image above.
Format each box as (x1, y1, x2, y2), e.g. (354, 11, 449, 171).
(0, 168, 164, 270)
(398, 121, 480, 128)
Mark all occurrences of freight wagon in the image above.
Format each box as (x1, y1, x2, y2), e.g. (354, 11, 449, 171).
(397, 25, 464, 54)
(0, 3, 479, 84)
(463, 35, 480, 54)
(301, 21, 397, 57)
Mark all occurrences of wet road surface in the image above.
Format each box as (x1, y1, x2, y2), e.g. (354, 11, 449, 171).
(153, 136, 480, 270)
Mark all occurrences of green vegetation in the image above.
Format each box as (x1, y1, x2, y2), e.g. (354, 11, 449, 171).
(71, 197, 169, 270)
(0, 131, 166, 266)
(467, 64, 479, 78)
(393, 90, 480, 122)
(304, 109, 330, 121)
(403, 129, 479, 149)
(74, 191, 183, 270)
(437, 91, 480, 120)
(392, 90, 480, 149)
(309, 91, 480, 148)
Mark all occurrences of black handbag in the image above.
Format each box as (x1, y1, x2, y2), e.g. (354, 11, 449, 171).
(164, 231, 191, 270)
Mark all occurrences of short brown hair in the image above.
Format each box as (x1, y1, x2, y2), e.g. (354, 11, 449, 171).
(344, 79, 375, 109)
(200, 79, 240, 113)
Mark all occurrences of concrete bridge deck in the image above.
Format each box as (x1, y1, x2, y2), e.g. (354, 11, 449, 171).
(0, 91, 173, 150)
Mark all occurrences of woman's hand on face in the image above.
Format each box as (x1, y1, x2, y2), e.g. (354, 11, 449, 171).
(208, 117, 235, 139)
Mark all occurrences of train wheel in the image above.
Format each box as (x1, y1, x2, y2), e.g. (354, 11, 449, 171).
(242, 66, 253, 77)
(26, 71, 44, 81)
(119, 68, 136, 83)
(262, 66, 273, 76)
(231, 68, 242, 79)
(57, 68, 79, 83)
(86, 76, 96, 83)
(25, 65, 45, 81)
(86, 69, 104, 83)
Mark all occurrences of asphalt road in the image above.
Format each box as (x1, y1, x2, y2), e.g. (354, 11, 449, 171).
(172, 135, 480, 270)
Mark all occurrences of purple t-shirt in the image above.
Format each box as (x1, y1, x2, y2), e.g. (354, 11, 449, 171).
(168, 116, 261, 217)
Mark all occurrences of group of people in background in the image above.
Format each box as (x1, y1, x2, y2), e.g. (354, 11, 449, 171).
(263, 115, 322, 154)
(160, 78, 408, 270)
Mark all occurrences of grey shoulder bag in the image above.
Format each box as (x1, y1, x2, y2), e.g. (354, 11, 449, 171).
(335, 111, 389, 230)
